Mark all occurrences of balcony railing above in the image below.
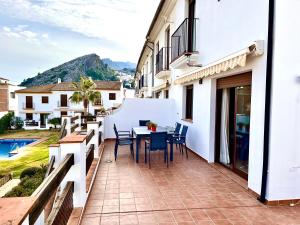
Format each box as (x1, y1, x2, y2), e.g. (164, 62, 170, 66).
(23, 103, 35, 110)
(171, 18, 198, 63)
(57, 101, 70, 108)
(156, 47, 171, 75)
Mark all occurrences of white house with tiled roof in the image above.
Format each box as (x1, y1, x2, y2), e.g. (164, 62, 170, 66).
(0, 77, 23, 118)
(15, 79, 123, 129)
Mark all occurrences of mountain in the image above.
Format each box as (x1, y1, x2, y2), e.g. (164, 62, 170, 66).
(20, 54, 119, 87)
(102, 58, 136, 71)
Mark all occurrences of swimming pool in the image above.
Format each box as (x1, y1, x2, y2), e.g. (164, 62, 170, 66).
(0, 139, 37, 158)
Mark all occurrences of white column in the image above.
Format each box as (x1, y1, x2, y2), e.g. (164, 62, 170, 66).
(87, 121, 100, 158)
(59, 139, 87, 207)
(49, 144, 61, 168)
(75, 113, 82, 132)
(61, 116, 71, 135)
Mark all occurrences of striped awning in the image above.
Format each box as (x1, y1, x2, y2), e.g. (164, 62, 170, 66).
(153, 82, 169, 92)
(174, 41, 264, 85)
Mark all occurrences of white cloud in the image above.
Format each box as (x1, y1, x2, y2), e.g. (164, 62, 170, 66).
(3, 26, 11, 32)
(0, 0, 160, 61)
(42, 33, 49, 39)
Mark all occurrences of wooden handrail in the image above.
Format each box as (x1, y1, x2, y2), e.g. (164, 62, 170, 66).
(71, 123, 79, 133)
(45, 156, 55, 178)
(45, 181, 74, 225)
(29, 154, 74, 225)
(86, 144, 94, 175)
(60, 119, 67, 139)
(70, 116, 79, 123)
(86, 129, 95, 145)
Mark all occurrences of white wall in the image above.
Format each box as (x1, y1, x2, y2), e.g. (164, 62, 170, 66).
(8, 85, 23, 112)
(104, 98, 176, 139)
(267, 0, 300, 201)
(165, 0, 269, 196)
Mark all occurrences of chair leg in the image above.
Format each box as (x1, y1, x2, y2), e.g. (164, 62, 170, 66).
(130, 144, 134, 159)
(149, 150, 151, 169)
(166, 148, 169, 168)
(114, 143, 118, 161)
(145, 146, 147, 163)
(185, 143, 188, 159)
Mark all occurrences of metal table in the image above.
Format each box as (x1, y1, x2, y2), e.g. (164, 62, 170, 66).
(132, 126, 174, 163)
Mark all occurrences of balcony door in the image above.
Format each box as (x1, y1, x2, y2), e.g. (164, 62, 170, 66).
(188, 0, 196, 52)
(60, 94, 68, 107)
(26, 96, 33, 109)
(215, 73, 252, 179)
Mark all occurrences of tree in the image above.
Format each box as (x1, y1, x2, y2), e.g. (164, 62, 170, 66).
(69, 76, 102, 115)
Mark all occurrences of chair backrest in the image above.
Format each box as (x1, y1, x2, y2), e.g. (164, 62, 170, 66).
(150, 132, 168, 150)
(113, 124, 118, 138)
(139, 120, 150, 126)
(180, 125, 188, 139)
(174, 122, 182, 134)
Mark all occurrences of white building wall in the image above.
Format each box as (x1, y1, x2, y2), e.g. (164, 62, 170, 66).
(8, 85, 23, 113)
(267, 0, 300, 200)
(165, 0, 269, 196)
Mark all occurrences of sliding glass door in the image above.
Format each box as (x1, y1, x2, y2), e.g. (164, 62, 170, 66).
(216, 73, 252, 179)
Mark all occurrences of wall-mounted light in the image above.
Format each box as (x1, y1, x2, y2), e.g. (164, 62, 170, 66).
(199, 78, 203, 84)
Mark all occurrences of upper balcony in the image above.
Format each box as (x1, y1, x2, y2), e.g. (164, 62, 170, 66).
(155, 47, 171, 79)
(22, 103, 35, 110)
(57, 101, 70, 108)
(171, 18, 199, 69)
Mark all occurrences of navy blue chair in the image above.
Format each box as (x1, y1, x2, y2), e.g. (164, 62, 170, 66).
(172, 125, 189, 158)
(174, 122, 182, 135)
(139, 120, 150, 126)
(144, 132, 168, 168)
(113, 124, 134, 160)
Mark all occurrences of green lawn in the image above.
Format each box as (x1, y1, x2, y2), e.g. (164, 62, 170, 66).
(0, 130, 59, 178)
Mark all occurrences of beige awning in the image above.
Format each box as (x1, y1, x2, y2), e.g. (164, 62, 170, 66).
(153, 82, 169, 92)
(174, 41, 263, 85)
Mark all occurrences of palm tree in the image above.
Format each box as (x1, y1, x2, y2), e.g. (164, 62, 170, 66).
(69, 76, 102, 116)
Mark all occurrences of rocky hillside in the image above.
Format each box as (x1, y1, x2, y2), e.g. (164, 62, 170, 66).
(20, 54, 119, 87)
(102, 58, 136, 71)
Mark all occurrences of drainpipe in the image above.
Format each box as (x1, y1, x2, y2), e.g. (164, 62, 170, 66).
(259, 0, 275, 203)
(146, 38, 154, 95)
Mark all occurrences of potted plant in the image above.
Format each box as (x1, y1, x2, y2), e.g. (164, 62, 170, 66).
(146, 121, 152, 130)
(151, 123, 157, 132)
(99, 107, 106, 115)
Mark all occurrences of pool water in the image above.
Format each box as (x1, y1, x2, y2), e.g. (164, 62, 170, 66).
(0, 139, 37, 158)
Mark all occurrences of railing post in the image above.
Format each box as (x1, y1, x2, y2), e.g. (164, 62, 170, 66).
(49, 144, 61, 168)
(75, 112, 82, 132)
(96, 115, 105, 143)
(87, 121, 100, 158)
(59, 137, 87, 207)
(61, 116, 71, 135)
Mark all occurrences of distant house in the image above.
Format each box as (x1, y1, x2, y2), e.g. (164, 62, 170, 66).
(15, 79, 123, 129)
(0, 77, 23, 118)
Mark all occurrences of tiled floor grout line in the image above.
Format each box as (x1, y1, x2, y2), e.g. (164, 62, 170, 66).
(85, 203, 266, 216)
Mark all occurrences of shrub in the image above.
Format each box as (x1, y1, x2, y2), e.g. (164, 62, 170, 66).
(5, 166, 47, 197)
(10, 116, 24, 130)
(0, 112, 14, 134)
(20, 167, 42, 179)
(49, 117, 61, 129)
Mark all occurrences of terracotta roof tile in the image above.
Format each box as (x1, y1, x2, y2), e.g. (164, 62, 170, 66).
(15, 84, 56, 93)
(15, 81, 121, 93)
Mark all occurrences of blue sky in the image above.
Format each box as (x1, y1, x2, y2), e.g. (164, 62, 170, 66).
(0, 0, 159, 83)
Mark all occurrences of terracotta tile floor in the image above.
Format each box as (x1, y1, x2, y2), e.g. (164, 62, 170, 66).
(81, 141, 300, 225)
